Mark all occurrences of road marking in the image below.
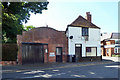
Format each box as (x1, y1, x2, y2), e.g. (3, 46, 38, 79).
(71, 74, 86, 77)
(23, 70, 45, 74)
(16, 70, 22, 72)
(3, 61, 114, 73)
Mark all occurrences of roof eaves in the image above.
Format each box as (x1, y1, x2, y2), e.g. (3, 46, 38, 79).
(67, 25, 100, 29)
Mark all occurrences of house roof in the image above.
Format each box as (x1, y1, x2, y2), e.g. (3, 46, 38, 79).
(101, 33, 120, 41)
(32, 27, 65, 32)
(101, 33, 112, 41)
(68, 15, 100, 29)
(111, 33, 120, 39)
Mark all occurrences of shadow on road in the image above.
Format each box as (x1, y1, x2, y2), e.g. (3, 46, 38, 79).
(2, 57, 120, 79)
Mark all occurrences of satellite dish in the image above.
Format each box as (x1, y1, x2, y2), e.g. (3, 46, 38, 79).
(70, 36, 73, 39)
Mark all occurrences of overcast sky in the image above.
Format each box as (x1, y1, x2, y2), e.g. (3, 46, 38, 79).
(23, 0, 118, 33)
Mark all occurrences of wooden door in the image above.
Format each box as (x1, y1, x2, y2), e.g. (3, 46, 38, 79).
(75, 44, 82, 62)
(22, 44, 44, 64)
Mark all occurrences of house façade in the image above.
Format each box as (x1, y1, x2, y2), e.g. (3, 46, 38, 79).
(65, 12, 102, 62)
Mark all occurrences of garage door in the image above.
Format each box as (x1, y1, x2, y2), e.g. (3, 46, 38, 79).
(22, 43, 47, 64)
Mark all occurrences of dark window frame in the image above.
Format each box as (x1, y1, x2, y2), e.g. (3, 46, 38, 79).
(115, 40, 120, 44)
(115, 48, 117, 53)
(82, 27, 89, 36)
(86, 47, 97, 57)
(86, 47, 91, 52)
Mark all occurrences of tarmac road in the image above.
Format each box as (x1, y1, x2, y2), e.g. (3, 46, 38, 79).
(2, 57, 120, 80)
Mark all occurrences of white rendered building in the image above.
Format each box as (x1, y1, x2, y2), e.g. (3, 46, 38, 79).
(66, 12, 101, 62)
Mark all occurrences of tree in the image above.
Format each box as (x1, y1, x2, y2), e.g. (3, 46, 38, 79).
(25, 25, 35, 31)
(2, 2, 49, 43)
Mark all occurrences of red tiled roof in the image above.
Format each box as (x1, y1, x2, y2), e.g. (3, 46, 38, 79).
(68, 15, 100, 29)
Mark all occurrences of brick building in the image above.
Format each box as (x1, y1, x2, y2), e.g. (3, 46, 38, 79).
(17, 27, 68, 64)
(101, 33, 120, 57)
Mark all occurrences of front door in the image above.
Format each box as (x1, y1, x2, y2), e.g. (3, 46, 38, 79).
(75, 44, 82, 62)
(56, 47, 62, 62)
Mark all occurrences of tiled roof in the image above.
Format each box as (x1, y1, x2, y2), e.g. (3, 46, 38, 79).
(101, 33, 120, 41)
(68, 15, 100, 29)
(111, 33, 120, 39)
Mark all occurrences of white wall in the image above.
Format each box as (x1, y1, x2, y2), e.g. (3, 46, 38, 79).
(67, 26, 101, 57)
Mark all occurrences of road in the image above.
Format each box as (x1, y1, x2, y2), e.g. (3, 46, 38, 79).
(2, 57, 120, 80)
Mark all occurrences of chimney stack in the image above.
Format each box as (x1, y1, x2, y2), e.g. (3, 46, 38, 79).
(86, 12, 92, 22)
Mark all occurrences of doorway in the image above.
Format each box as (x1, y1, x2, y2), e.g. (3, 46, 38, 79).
(22, 43, 48, 64)
(56, 47, 62, 62)
(75, 44, 82, 62)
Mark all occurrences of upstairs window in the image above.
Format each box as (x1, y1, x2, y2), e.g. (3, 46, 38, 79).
(114, 48, 117, 53)
(115, 40, 120, 44)
(82, 27, 88, 36)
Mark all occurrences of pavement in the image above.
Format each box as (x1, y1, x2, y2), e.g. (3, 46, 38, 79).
(1, 56, 120, 79)
(102, 56, 120, 62)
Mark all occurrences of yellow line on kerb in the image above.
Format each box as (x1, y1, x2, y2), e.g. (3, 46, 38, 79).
(42, 61, 113, 70)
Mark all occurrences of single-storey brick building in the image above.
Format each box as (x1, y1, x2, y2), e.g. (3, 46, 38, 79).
(17, 27, 68, 64)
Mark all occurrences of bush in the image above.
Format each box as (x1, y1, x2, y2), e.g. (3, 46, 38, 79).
(112, 54, 120, 57)
(2, 43, 18, 61)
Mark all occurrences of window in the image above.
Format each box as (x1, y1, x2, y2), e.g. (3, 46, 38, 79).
(115, 40, 120, 44)
(118, 48, 120, 53)
(56, 47, 62, 55)
(107, 49, 109, 54)
(86, 47, 96, 56)
(86, 47, 91, 52)
(111, 41, 114, 44)
(115, 48, 120, 53)
(82, 27, 88, 36)
(114, 48, 117, 53)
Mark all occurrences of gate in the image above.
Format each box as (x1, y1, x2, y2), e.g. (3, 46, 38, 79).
(22, 42, 48, 64)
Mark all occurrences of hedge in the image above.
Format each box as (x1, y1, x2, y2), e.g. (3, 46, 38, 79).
(2, 43, 18, 61)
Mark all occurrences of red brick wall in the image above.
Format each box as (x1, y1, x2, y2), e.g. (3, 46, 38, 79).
(111, 48, 114, 55)
(0, 61, 16, 66)
(101, 40, 115, 57)
(43, 45, 48, 63)
(101, 47, 104, 56)
(17, 35, 22, 64)
(17, 27, 68, 64)
(105, 40, 115, 45)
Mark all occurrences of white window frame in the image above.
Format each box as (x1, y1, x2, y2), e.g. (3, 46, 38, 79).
(107, 49, 109, 54)
(114, 48, 117, 53)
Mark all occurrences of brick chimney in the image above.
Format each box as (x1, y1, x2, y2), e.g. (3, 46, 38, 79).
(86, 12, 91, 22)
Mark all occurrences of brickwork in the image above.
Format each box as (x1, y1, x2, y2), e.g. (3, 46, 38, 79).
(106, 40, 115, 45)
(17, 27, 68, 64)
(0, 61, 17, 66)
(101, 40, 115, 57)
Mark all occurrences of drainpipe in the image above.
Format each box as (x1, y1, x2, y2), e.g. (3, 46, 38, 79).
(103, 40, 106, 56)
